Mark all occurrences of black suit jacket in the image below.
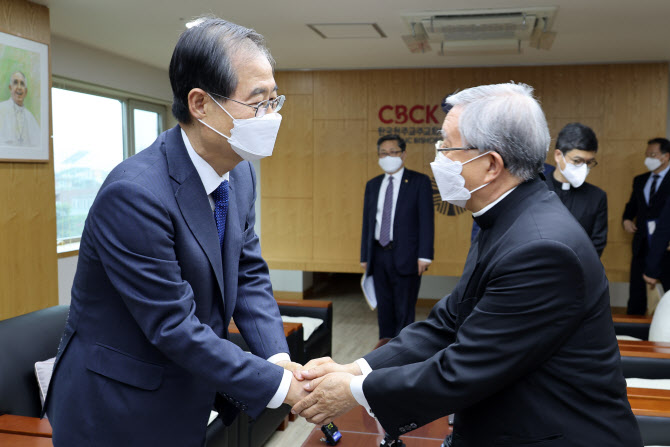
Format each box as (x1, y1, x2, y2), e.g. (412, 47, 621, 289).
(360, 168, 434, 275)
(362, 178, 641, 446)
(623, 171, 670, 257)
(645, 196, 670, 279)
(545, 176, 608, 256)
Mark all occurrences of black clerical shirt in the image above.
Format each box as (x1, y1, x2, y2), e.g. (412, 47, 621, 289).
(546, 175, 608, 256)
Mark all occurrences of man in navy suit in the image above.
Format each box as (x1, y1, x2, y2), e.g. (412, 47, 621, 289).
(45, 18, 306, 446)
(294, 83, 641, 447)
(623, 137, 670, 314)
(360, 135, 434, 339)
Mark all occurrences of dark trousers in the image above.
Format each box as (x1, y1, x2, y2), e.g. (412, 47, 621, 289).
(372, 244, 421, 339)
(628, 245, 648, 315)
(628, 243, 670, 315)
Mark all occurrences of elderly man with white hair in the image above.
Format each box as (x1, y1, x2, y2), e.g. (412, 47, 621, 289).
(292, 83, 642, 447)
(0, 71, 40, 147)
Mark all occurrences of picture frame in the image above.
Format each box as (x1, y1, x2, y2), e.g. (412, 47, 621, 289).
(0, 30, 49, 162)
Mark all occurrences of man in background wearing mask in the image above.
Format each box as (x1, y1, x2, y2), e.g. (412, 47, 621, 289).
(623, 137, 670, 314)
(45, 17, 306, 447)
(293, 83, 641, 447)
(360, 135, 434, 340)
(546, 123, 607, 256)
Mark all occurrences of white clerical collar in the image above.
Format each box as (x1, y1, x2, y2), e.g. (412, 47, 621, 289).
(472, 187, 517, 217)
(181, 127, 229, 195)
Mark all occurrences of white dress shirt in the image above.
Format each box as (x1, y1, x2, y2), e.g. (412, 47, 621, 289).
(374, 167, 431, 264)
(351, 185, 518, 415)
(644, 164, 669, 204)
(181, 129, 291, 408)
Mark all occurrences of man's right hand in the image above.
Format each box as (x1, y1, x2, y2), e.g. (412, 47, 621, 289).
(360, 262, 367, 270)
(294, 357, 362, 381)
(623, 219, 637, 233)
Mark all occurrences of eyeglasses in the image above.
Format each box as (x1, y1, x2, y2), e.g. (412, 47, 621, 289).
(647, 152, 664, 159)
(210, 93, 285, 117)
(565, 154, 598, 168)
(378, 150, 403, 158)
(435, 140, 477, 156)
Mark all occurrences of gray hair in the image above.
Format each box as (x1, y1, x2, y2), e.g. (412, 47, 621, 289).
(445, 83, 550, 181)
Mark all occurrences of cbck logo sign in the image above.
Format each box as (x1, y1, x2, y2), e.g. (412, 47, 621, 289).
(377, 105, 440, 124)
(376, 104, 463, 216)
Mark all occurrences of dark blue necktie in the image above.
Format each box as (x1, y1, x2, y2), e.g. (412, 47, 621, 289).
(379, 176, 394, 246)
(213, 180, 229, 248)
(650, 174, 660, 200)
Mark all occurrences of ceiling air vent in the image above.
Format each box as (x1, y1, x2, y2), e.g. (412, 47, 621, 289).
(402, 7, 558, 55)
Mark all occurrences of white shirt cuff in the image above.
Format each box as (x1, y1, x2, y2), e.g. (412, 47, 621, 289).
(351, 358, 374, 417)
(265, 353, 292, 409)
(418, 258, 432, 264)
(356, 358, 373, 375)
(266, 369, 292, 409)
(267, 352, 291, 364)
(350, 375, 374, 417)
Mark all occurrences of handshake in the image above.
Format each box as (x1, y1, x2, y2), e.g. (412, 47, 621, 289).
(277, 358, 363, 425)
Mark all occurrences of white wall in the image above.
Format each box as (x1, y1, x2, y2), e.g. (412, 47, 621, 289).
(51, 36, 172, 102)
(53, 36, 173, 305)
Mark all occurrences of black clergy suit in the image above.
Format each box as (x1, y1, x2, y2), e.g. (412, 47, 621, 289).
(361, 177, 641, 446)
(361, 168, 434, 338)
(545, 175, 607, 256)
(623, 171, 670, 314)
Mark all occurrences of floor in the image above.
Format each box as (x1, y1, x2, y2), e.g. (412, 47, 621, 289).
(264, 273, 433, 447)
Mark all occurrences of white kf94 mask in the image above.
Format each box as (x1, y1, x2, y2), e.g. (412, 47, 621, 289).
(430, 151, 491, 208)
(198, 92, 282, 161)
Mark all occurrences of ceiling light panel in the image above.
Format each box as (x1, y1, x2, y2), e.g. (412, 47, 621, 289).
(308, 23, 386, 39)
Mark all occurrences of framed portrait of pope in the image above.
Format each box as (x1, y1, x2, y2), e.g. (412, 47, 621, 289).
(0, 30, 49, 162)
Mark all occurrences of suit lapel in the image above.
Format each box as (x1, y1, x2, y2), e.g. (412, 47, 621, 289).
(166, 127, 225, 302)
(222, 181, 242, 324)
(395, 169, 411, 219)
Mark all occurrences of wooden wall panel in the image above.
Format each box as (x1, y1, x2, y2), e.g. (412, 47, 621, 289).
(261, 198, 313, 261)
(263, 63, 668, 281)
(313, 120, 367, 264)
(313, 71, 367, 120)
(275, 71, 313, 95)
(262, 94, 313, 198)
(603, 64, 668, 140)
(0, 0, 56, 319)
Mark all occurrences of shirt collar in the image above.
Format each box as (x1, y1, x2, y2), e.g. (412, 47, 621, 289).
(181, 128, 229, 195)
(472, 186, 517, 217)
(654, 164, 670, 180)
(385, 167, 404, 182)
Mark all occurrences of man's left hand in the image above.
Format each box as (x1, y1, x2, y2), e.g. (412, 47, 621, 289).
(292, 372, 358, 425)
(643, 274, 659, 287)
(418, 260, 430, 275)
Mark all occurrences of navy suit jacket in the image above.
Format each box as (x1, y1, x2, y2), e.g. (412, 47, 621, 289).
(360, 168, 434, 276)
(362, 178, 641, 446)
(623, 171, 670, 257)
(45, 126, 288, 447)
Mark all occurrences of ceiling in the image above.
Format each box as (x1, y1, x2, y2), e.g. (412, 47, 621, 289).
(35, 0, 670, 71)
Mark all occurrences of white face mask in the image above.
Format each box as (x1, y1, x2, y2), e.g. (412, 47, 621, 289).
(198, 92, 282, 161)
(559, 153, 589, 188)
(378, 156, 403, 173)
(645, 157, 663, 172)
(430, 151, 491, 208)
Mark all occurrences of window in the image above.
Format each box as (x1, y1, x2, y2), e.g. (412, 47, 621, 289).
(52, 82, 167, 251)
